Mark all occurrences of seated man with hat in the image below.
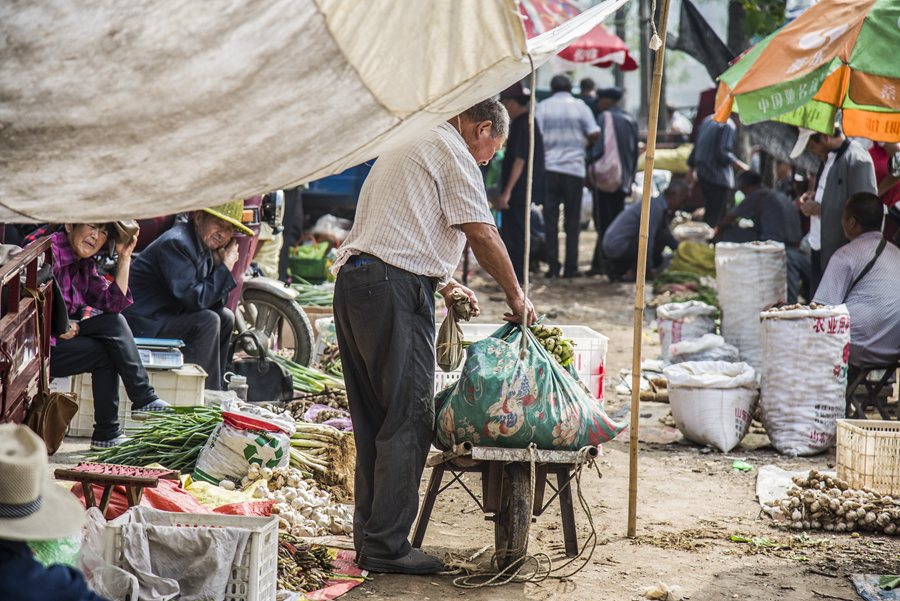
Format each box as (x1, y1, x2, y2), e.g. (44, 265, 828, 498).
(124, 202, 252, 390)
(0, 424, 111, 601)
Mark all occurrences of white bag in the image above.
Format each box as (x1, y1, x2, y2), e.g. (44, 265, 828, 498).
(664, 361, 759, 452)
(668, 333, 741, 364)
(194, 399, 295, 484)
(656, 301, 717, 364)
(715, 242, 787, 373)
(759, 305, 850, 456)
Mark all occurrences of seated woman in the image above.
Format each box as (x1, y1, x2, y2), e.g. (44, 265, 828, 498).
(40, 223, 170, 450)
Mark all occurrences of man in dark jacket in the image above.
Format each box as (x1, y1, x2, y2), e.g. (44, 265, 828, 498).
(124, 201, 251, 390)
(588, 87, 640, 275)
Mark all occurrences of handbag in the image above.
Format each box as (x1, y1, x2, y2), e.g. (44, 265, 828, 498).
(112, 220, 139, 244)
(226, 331, 295, 403)
(23, 288, 78, 455)
(587, 111, 623, 193)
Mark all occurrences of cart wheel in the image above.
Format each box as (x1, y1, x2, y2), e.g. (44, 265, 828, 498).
(494, 462, 532, 570)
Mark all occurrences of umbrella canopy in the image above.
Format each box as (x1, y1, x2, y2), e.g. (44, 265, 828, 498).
(713, 0, 900, 142)
(0, 0, 629, 222)
(520, 0, 638, 70)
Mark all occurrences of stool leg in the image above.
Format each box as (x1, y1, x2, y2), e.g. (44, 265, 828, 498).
(98, 485, 114, 518)
(412, 465, 445, 549)
(556, 469, 579, 557)
(82, 483, 97, 508)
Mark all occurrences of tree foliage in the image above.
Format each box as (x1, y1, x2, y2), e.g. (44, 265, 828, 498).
(741, 0, 786, 39)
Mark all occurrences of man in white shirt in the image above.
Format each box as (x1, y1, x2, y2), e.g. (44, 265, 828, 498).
(331, 99, 536, 575)
(535, 74, 600, 278)
(813, 192, 900, 368)
(792, 126, 876, 297)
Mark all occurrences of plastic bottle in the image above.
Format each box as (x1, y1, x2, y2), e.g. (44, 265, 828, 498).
(225, 373, 249, 401)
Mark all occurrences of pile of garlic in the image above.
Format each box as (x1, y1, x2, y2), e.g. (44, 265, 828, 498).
(765, 469, 900, 534)
(239, 464, 353, 537)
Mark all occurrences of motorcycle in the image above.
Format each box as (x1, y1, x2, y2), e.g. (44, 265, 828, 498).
(135, 192, 315, 366)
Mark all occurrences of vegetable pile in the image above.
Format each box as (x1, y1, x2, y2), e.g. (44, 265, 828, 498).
(89, 407, 221, 472)
(289, 281, 334, 307)
(529, 323, 574, 367)
(317, 339, 343, 378)
(765, 469, 900, 534)
(275, 355, 345, 394)
(650, 271, 719, 309)
(277, 534, 336, 593)
(241, 464, 354, 537)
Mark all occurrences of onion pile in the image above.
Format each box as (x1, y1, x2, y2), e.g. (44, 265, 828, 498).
(239, 464, 354, 537)
(766, 469, 900, 534)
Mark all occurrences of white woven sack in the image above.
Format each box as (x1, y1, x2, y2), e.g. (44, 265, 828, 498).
(664, 361, 758, 452)
(759, 305, 850, 456)
(715, 242, 787, 373)
(656, 301, 717, 364)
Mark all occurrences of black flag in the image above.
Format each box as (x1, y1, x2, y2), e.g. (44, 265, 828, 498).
(666, 0, 735, 81)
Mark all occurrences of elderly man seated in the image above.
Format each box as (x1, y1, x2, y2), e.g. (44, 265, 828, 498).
(124, 202, 252, 390)
(600, 180, 690, 281)
(813, 192, 900, 369)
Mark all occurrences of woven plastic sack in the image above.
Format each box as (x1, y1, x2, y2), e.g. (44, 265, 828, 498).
(715, 242, 787, 373)
(657, 301, 717, 364)
(434, 323, 626, 451)
(194, 399, 294, 484)
(664, 361, 759, 452)
(759, 305, 850, 456)
(669, 334, 740, 364)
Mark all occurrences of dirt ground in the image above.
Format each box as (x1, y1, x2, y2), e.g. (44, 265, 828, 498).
(51, 230, 900, 601)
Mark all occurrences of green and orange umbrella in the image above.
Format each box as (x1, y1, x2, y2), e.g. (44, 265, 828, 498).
(713, 0, 900, 142)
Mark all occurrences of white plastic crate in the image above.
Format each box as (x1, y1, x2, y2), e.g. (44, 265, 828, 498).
(67, 364, 207, 437)
(837, 419, 900, 496)
(104, 512, 278, 601)
(434, 324, 608, 400)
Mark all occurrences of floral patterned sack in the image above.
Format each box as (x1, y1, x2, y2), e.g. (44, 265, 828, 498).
(434, 323, 626, 452)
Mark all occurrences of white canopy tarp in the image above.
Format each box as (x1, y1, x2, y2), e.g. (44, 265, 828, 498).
(0, 0, 627, 222)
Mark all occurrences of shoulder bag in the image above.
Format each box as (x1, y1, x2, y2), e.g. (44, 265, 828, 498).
(226, 330, 295, 403)
(587, 111, 623, 193)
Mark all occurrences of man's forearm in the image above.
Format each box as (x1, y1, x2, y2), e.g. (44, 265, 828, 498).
(503, 158, 526, 197)
(459, 222, 522, 301)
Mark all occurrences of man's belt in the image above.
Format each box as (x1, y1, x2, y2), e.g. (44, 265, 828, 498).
(351, 253, 441, 289)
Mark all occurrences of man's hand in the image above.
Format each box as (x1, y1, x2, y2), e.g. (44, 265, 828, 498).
(799, 191, 821, 217)
(495, 190, 511, 211)
(59, 321, 79, 340)
(734, 159, 750, 172)
(439, 281, 481, 318)
(503, 293, 536, 326)
(685, 169, 696, 187)
(217, 239, 240, 270)
(116, 233, 139, 261)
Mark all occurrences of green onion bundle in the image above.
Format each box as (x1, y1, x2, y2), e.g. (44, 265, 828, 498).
(289, 422, 344, 473)
(289, 280, 334, 307)
(88, 406, 222, 473)
(274, 356, 345, 394)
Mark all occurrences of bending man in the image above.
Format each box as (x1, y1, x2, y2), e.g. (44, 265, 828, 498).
(332, 99, 536, 575)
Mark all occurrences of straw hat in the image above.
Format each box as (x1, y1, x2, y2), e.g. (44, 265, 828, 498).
(0, 425, 85, 541)
(202, 200, 254, 236)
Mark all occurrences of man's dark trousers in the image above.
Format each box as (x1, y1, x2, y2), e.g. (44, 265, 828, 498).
(333, 259, 436, 561)
(500, 203, 527, 284)
(591, 189, 627, 272)
(49, 313, 158, 441)
(543, 171, 584, 276)
(699, 178, 732, 227)
(157, 307, 234, 391)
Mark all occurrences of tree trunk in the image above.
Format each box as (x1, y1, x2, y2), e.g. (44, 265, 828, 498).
(639, 0, 650, 127)
(727, 0, 752, 164)
(614, 5, 627, 90)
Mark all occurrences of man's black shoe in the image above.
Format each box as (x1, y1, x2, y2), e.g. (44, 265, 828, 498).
(545, 270, 560, 279)
(358, 549, 444, 574)
(563, 270, 584, 278)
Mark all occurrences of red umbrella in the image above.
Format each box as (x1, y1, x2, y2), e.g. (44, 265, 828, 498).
(520, 0, 638, 70)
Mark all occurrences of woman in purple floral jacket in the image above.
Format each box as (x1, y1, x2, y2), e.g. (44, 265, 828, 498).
(45, 223, 170, 450)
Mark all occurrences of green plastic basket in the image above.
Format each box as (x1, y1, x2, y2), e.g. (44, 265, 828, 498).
(289, 256, 328, 284)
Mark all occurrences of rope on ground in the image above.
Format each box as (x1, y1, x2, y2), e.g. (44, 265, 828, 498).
(451, 444, 603, 589)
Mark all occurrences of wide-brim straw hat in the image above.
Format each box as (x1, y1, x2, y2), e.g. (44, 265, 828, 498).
(0, 425, 85, 541)
(202, 200, 254, 236)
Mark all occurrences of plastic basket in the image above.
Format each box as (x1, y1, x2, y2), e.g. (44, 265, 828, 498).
(67, 364, 207, 437)
(289, 256, 328, 284)
(104, 512, 278, 601)
(434, 324, 608, 401)
(836, 419, 900, 495)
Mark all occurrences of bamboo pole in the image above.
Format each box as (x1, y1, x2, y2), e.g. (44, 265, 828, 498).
(627, 0, 672, 539)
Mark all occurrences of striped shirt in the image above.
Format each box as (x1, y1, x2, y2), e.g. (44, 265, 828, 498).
(333, 122, 495, 281)
(813, 231, 900, 366)
(535, 92, 599, 178)
(687, 116, 738, 188)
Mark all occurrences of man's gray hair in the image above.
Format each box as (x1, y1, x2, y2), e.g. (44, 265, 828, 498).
(462, 99, 509, 140)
